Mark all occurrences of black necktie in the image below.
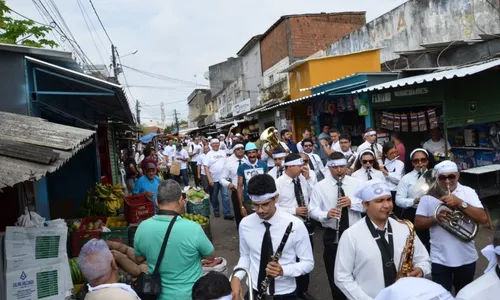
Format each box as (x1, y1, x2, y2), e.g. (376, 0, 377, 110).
(417, 171, 422, 179)
(238, 159, 242, 166)
(308, 158, 315, 171)
(278, 168, 283, 178)
(366, 168, 373, 180)
(258, 222, 274, 295)
(370, 144, 375, 154)
(337, 181, 349, 231)
(293, 178, 304, 207)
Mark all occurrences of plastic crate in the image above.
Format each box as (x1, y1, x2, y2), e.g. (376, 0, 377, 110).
(100, 231, 129, 245)
(186, 196, 210, 217)
(78, 217, 107, 232)
(106, 216, 129, 231)
(124, 194, 154, 224)
(71, 231, 100, 257)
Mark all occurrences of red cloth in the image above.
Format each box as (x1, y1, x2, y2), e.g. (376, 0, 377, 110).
(396, 143, 406, 162)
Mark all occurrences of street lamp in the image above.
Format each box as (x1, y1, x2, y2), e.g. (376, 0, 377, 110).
(120, 50, 138, 58)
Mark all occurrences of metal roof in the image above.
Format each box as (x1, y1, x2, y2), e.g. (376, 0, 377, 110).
(353, 58, 500, 93)
(0, 112, 95, 188)
(0, 43, 73, 62)
(300, 72, 395, 92)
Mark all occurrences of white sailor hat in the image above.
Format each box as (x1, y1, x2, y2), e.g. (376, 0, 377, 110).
(210, 138, 220, 144)
(374, 277, 453, 300)
(434, 160, 458, 174)
(354, 180, 391, 202)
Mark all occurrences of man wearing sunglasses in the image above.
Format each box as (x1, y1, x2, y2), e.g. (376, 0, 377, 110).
(231, 174, 314, 300)
(301, 138, 326, 182)
(415, 160, 488, 295)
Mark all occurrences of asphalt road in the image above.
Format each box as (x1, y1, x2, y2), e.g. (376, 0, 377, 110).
(208, 203, 493, 299)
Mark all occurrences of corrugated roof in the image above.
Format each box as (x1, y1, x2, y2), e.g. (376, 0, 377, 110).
(353, 58, 500, 93)
(0, 112, 95, 188)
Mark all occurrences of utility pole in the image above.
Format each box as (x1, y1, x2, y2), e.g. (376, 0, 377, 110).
(111, 45, 118, 79)
(135, 100, 141, 125)
(174, 109, 180, 134)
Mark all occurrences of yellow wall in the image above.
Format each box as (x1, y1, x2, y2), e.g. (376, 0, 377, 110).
(288, 49, 381, 100)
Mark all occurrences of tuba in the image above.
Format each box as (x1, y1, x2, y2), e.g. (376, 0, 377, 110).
(260, 126, 285, 153)
(229, 268, 254, 300)
(412, 169, 479, 242)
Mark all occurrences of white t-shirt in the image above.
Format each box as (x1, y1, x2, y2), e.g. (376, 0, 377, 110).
(197, 153, 206, 176)
(416, 183, 482, 267)
(189, 142, 202, 161)
(173, 149, 189, 169)
(330, 140, 341, 152)
(423, 138, 451, 155)
(203, 150, 226, 182)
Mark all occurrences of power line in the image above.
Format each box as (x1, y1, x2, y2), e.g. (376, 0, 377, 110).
(76, 0, 106, 66)
(121, 64, 209, 87)
(88, 0, 113, 44)
(76, 0, 110, 56)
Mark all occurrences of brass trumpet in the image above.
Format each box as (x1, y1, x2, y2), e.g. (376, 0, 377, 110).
(412, 169, 478, 242)
(229, 268, 254, 300)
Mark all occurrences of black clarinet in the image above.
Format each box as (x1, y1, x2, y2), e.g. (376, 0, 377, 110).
(334, 177, 345, 244)
(257, 222, 294, 300)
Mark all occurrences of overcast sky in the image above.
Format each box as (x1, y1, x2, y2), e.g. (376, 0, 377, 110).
(10, 0, 408, 127)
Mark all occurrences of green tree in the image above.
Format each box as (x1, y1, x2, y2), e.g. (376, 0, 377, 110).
(179, 119, 188, 126)
(0, 1, 58, 48)
(164, 126, 172, 134)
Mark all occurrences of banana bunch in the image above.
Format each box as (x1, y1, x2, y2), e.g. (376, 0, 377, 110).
(81, 183, 125, 217)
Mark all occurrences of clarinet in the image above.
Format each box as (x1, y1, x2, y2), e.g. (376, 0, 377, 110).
(334, 176, 344, 244)
(298, 182, 313, 236)
(257, 222, 294, 300)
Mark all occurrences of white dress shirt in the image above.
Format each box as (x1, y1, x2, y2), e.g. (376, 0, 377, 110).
(304, 152, 327, 176)
(220, 154, 245, 188)
(334, 217, 432, 300)
(331, 140, 341, 152)
(268, 166, 285, 180)
(297, 140, 304, 154)
(395, 169, 421, 208)
(358, 141, 383, 165)
(197, 153, 207, 176)
(233, 209, 314, 295)
(455, 266, 500, 300)
(383, 158, 405, 191)
(275, 173, 314, 216)
(352, 167, 385, 182)
(261, 142, 289, 167)
(416, 183, 483, 267)
(309, 175, 363, 229)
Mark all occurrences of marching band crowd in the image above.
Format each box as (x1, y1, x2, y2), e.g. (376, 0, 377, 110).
(108, 125, 500, 300)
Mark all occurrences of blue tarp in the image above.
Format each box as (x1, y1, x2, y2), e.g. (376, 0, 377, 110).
(139, 133, 159, 143)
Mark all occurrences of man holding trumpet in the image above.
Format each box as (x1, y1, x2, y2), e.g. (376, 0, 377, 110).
(309, 152, 363, 299)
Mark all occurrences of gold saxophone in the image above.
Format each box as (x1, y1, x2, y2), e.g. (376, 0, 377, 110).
(392, 215, 415, 279)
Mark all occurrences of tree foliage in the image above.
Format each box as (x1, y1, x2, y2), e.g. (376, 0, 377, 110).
(0, 1, 58, 48)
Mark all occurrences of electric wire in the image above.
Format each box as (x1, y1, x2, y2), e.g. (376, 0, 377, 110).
(76, 0, 106, 67)
(88, 0, 113, 44)
(76, 0, 110, 56)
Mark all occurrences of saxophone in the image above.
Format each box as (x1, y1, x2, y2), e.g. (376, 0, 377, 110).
(392, 214, 415, 279)
(257, 222, 293, 300)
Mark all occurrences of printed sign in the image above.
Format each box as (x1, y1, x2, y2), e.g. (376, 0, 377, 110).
(244, 168, 265, 182)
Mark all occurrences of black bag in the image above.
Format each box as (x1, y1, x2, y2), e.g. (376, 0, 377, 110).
(134, 211, 178, 300)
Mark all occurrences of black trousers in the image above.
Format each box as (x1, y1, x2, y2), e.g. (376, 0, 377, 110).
(432, 262, 476, 295)
(323, 228, 347, 300)
(296, 234, 314, 295)
(232, 191, 252, 230)
(400, 207, 431, 253)
(245, 289, 297, 300)
(189, 161, 201, 187)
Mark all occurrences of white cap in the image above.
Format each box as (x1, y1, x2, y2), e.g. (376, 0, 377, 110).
(434, 160, 458, 174)
(219, 134, 225, 138)
(354, 180, 391, 202)
(210, 139, 220, 144)
(232, 143, 244, 150)
(374, 277, 453, 300)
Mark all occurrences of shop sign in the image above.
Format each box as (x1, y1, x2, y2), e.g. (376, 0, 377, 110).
(372, 92, 391, 103)
(393, 87, 429, 97)
(358, 99, 369, 116)
(233, 98, 251, 115)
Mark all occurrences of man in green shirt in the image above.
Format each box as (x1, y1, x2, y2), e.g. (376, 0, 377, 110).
(134, 179, 215, 300)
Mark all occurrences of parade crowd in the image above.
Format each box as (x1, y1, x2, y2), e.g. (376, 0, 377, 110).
(78, 125, 499, 300)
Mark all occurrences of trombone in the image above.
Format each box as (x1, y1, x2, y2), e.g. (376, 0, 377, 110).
(229, 268, 254, 300)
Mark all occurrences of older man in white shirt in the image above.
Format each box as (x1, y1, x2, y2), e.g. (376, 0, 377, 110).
(268, 149, 287, 180)
(220, 143, 246, 229)
(456, 223, 500, 299)
(415, 160, 488, 294)
(357, 128, 383, 166)
(230, 174, 314, 299)
(334, 180, 431, 300)
(309, 152, 363, 299)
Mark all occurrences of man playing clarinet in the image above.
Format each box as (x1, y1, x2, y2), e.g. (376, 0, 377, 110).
(231, 174, 314, 300)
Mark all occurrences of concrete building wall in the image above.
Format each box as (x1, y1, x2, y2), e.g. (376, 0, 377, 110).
(262, 56, 290, 89)
(217, 77, 244, 118)
(241, 41, 263, 103)
(327, 0, 500, 63)
(208, 57, 243, 97)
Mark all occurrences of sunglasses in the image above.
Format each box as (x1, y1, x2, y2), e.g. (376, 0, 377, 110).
(438, 174, 457, 181)
(362, 160, 374, 164)
(412, 158, 428, 164)
(303, 144, 313, 147)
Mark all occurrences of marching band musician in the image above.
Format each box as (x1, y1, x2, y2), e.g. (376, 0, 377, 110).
(268, 149, 287, 180)
(275, 153, 316, 299)
(352, 150, 385, 182)
(456, 223, 500, 299)
(357, 128, 383, 165)
(334, 180, 431, 300)
(415, 160, 488, 294)
(261, 129, 290, 169)
(301, 138, 326, 182)
(309, 152, 363, 299)
(231, 174, 314, 300)
(338, 134, 357, 175)
(379, 142, 405, 216)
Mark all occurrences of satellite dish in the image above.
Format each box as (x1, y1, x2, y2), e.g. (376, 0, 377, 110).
(203, 71, 210, 80)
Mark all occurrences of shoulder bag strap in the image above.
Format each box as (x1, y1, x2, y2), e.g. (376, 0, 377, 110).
(152, 215, 178, 275)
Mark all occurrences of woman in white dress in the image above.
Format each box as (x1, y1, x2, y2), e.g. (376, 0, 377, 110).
(379, 141, 405, 216)
(352, 150, 385, 182)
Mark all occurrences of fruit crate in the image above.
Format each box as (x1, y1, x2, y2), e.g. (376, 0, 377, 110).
(186, 195, 210, 217)
(100, 231, 129, 245)
(124, 194, 154, 224)
(79, 217, 107, 232)
(106, 216, 129, 232)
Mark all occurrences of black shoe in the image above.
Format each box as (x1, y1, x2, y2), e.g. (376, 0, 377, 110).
(224, 215, 234, 220)
(214, 213, 220, 218)
(298, 292, 316, 300)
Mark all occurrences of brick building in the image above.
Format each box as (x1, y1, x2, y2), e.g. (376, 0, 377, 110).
(259, 12, 366, 101)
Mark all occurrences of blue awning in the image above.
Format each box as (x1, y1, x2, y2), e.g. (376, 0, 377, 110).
(139, 133, 159, 143)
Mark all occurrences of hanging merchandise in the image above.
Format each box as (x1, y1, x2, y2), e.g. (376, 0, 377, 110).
(346, 95, 354, 111)
(387, 112, 394, 131)
(401, 113, 409, 132)
(381, 111, 388, 129)
(418, 111, 428, 132)
(411, 112, 419, 132)
(393, 113, 401, 132)
(428, 109, 438, 129)
(353, 94, 359, 109)
(337, 98, 346, 112)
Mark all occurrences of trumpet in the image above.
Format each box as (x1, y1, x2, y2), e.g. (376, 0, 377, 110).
(334, 176, 344, 244)
(229, 268, 254, 300)
(413, 169, 479, 242)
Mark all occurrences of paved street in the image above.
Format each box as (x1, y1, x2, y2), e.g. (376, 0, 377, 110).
(208, 200, 493, 299)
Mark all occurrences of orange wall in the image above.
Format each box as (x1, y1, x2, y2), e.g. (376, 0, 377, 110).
(288, 49, 381, 100)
